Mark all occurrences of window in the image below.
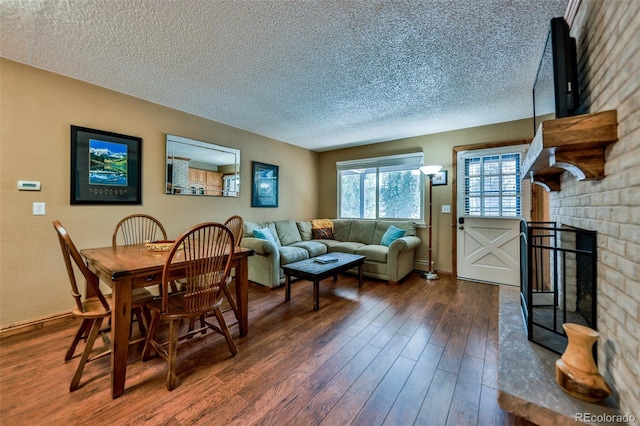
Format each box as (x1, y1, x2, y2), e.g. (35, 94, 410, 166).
(337, 153, 424, 221)
(462, 152, 522, 217)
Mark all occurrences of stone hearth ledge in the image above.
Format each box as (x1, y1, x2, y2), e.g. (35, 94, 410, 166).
(497, 285, 621, 426)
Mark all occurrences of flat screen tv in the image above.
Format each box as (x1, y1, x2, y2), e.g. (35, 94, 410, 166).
(532, 17, 579, 134)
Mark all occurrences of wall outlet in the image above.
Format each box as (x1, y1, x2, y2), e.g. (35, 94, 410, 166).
(32, 202, 45, 216)
(441, 204, 451, 214)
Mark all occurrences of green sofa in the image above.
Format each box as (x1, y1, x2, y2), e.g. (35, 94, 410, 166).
(240, 219, 421, 288)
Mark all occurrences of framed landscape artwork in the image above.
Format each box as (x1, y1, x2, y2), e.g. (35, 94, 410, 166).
(70, 125, 142, 204)
(251, 161, 278, 207)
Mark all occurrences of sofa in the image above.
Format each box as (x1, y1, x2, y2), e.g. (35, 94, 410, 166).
(240, 219, 421, 288)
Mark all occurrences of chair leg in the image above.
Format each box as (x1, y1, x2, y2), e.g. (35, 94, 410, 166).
(223, 283, 238, 317)
(142, 311, 160, 361)
(66, 319, 91, 361)
(167, 319, 178, 391)
(212, 307, 237, 356)
(70, 318, 102, 392)
(133, 307, 147, 337)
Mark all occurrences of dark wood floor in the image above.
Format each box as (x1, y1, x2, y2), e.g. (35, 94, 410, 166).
(0, 273, 535, 425)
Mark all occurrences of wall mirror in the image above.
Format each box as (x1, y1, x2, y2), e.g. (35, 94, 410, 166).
(166, 134, 240, 197)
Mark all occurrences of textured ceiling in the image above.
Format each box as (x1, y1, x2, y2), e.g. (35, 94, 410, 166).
(1, 0, 568, 151)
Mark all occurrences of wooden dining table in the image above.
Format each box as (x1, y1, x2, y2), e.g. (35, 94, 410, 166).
(80, 243, 254, 399)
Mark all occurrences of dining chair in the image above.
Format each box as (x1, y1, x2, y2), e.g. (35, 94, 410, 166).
(112, 213, 168, 247)
(222, 215, 244, 316)
(53, 221, 154, 391)
(142, 222, 237, 391)
(113, 213, 178, 295)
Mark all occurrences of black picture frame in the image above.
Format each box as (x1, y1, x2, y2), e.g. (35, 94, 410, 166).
(251, 161, 278, 207)
(70, 125, 142, 205)
(432, 170, 447, 186)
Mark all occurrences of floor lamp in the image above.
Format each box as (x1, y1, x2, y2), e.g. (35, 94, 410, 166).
(419, 165, 443, 280)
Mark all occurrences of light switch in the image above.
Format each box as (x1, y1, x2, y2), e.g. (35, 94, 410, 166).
(441, 204, 451, 214)
(33, 202, 45, 216)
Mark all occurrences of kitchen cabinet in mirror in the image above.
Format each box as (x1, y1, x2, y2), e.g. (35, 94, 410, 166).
(166, 134, 240, 197)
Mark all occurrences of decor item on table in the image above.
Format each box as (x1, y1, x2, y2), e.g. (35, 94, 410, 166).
(555, 323, 612, 402)
(251, 161, 278, 207)
(144, 240, 175, 252)
(419, 165, 443, 280)
(70, 125, 142, 205)
(432, 170, 447, 186)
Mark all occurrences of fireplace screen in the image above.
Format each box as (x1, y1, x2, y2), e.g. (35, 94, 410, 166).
(520, 221, 598, 356)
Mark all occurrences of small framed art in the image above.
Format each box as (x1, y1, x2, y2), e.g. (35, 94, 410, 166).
(70, 125, 142, 204)
(251, 161, 278, 207)
(432, 170, 447, 186)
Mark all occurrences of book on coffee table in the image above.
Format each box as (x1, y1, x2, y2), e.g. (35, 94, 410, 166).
(314, 255, 339, 264)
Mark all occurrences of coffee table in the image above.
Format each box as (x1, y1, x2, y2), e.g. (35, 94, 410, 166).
(283, 252, 366, 311)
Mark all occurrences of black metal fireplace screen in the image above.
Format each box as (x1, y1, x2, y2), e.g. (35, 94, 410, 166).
(520, 221, 598, 355)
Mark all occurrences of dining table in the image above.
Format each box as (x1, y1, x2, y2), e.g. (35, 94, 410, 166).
(80, 243, 254, 399)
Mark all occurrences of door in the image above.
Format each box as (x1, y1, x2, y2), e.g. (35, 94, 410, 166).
(456, 146, 530, 286)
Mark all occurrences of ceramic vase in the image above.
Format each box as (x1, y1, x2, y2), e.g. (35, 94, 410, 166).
(555, 323, 612, 402)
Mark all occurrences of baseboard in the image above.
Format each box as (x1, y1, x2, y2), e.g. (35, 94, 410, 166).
(413, 260, 452, 276)
(0, 311, 75, 339)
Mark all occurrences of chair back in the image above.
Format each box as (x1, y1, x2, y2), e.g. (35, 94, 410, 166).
(53, 221, 110, 313)
(112, 214, 167, 247)
(223, 215, 244, 247)
(161, 223, 234, 314)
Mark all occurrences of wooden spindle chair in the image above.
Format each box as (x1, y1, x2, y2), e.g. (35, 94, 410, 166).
(142, 222, 237, 391)
(53, 221, 154, 391)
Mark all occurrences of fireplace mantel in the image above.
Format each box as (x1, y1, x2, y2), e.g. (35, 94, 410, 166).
(522, 110, 618, 191)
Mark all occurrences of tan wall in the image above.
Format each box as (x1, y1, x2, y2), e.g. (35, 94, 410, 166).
(553, 1, 640, 417)
(0, 59, 318, 327)
(317, 118, 535, 274)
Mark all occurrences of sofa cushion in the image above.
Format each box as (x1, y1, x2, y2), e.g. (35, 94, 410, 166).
(374, 221, 417, 242)
(312, 227, 334, 239)
(292, 241, 328, 257)
(275, 220, 302, 246)
(332, 219, 352, 241)
(244, 221, 282, 245)
(356, 245, 388, 263)
(296, 221, 313, 241)
(348, 221, 376, 244)
(253, 227, 278, 245)
(279, 246, 310, 264)
(380, 225, 406, 246)
(328, 241, 365, 254)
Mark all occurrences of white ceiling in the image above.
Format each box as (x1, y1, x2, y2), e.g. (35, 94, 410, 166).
(1, 0, 568, 152)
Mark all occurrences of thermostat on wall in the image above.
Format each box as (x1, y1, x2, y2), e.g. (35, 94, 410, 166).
(18, 180, 41, 191)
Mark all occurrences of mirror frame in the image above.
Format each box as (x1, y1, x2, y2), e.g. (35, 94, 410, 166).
(165, 134, 240, 197)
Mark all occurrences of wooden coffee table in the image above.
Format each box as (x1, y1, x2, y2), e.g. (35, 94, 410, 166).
(283, 252, 366, 311)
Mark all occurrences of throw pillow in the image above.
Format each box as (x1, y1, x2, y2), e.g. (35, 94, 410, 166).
(253, 227, 277, 245)
(312, 227, 334, 240)
(380, 225, 405, 246)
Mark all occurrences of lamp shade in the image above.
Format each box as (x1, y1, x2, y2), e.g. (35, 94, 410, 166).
(419, 165, 443, 176)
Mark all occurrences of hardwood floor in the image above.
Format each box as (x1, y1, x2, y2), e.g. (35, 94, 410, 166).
(0, 273, 535, 425)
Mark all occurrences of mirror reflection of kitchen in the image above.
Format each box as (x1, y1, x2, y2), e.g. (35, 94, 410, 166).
(166, 134, 240, 197)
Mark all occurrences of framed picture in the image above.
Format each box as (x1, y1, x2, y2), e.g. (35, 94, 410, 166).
(251, 161, 278, 207)
(70, 125, 142, 204)
(432, 170, 447, 186)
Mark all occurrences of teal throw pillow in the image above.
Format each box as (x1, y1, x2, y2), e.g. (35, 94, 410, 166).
(253, 227, 277, 245)
(380, 225, 405, 246)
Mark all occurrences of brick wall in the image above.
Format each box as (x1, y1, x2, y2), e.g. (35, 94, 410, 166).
(551, 0, 639, 417)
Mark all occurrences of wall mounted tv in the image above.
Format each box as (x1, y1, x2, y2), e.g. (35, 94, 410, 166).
(532, 17, 579, 134)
